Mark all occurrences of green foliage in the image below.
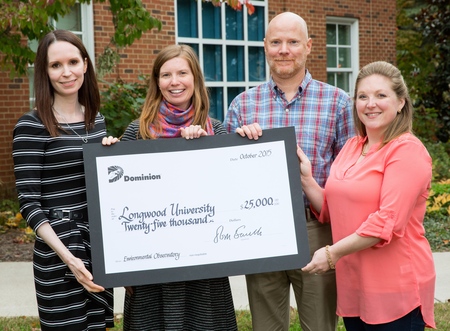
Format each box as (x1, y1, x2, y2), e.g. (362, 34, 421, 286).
(96, 46, 122, 79)
(422, 140, 450, 181)
(424, 179, 450, 252)
(397, 0, 450, 142)
(7, 309, 450, 331)
(435, 302, 450, 329)
(0, 198, 28, 234)
(0, 316, 42, 331)
(427, 180, 450, 217)
(95, 0, 162, 77)
(415, 0, 450, 142)
(0, 0, 78, 77)
(424, 213, 450, 252)
(0, 198, 20, 213)
(100, 75, 149, 137)
(412, 105, 440, 141)
(0, 311, 348, 330)
(236, 308, 304, 330)
(109, 0, 162, 48)
(0, 33, 39, 80)
(397, 0, 432, 103)
(0, 0, 161, 78)
(430, 180, 450, 197)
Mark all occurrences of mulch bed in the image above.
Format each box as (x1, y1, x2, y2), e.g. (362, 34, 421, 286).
(0, 229, 34, 262)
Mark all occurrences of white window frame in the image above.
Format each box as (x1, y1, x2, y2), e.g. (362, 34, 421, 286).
(175, 0, 269, 119)
(80, 4, 95, 65)
(50, 3, 95, 65)
(326, 17, 359, 96)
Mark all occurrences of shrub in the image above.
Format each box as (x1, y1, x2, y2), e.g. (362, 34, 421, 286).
(0, 198, 34, 242)
(424, 213, 450, 252)
(422, 140, 450, 182)
(427, 179, 450, 216)
(100, 75, 149, 137)
(424, 179, 450, 252)
(0, 198, 20, 213)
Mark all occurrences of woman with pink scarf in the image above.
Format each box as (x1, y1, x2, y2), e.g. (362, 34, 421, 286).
(120, 44, 237, 331)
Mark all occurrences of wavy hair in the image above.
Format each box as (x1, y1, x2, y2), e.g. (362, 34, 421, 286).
(353, 61, 413, 148)
(139, 44, 210, 139)
(34, 30, 100, 136)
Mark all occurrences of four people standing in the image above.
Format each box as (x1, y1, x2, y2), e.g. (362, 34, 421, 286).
(12, 10, 436, 331)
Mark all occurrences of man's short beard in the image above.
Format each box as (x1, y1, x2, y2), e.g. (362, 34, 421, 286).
(272, 67, 296, 78)
(268, 59, 303, 79)
(271, 65, 300, 79)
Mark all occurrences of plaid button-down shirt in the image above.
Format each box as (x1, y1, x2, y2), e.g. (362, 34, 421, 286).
(224, 70, 355, 202)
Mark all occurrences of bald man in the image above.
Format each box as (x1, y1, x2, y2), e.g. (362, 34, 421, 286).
(224, 12, 355, 331)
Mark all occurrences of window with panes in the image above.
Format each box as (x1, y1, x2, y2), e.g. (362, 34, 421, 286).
(326, 18, 359, 96)
(28, 3, 95, 107)
(176, 0, 268, 121)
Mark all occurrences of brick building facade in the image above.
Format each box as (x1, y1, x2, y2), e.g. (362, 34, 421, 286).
(0, 0, 396, 197)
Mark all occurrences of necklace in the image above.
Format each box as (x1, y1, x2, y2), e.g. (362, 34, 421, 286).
(361, 143, 369, 156)
(53, 106, 88, 143)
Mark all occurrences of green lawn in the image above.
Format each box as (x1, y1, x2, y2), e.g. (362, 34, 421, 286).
(1, 303, 449, 331)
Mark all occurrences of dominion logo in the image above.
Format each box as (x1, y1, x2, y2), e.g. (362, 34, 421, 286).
(108, 165, 162, 183)
(108, 165, 124, 183)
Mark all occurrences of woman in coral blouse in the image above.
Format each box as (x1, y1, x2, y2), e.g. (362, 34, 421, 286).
(299, 61, 436, 330)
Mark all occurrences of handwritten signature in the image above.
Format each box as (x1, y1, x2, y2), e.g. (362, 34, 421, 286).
(213, 225, 262, 243)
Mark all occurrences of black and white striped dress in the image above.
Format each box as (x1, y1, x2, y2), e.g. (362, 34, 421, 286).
(121, 119, 238, 331)
(12, 111, 114, 331)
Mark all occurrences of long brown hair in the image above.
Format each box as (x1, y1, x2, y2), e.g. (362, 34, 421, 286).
(34, 30, 100, 136)
(353, 61, 413, 148)
(139, 44, 210, 139)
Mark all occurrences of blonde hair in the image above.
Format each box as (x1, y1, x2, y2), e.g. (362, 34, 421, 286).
(139, 44, 210, 139)
(353, 61, 413, 147)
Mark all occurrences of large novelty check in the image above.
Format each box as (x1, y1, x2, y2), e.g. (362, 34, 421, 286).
(83, 127, 309, 288)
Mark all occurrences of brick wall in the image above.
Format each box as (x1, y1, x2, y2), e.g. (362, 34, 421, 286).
(0, 76, 30, 198)
(0, 0, 396, 198)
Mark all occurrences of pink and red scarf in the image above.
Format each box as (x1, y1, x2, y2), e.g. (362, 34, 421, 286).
(149, 100, 214, 138)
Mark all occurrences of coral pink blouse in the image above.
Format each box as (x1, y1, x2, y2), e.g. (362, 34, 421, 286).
(318, 133, 436, 327)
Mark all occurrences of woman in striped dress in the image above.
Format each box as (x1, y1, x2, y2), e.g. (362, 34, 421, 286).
(121, 44, 238, 330)
(12, 30, 118, 330)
